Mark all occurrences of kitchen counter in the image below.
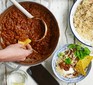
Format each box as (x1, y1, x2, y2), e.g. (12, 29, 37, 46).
(0, 0, 93, 85)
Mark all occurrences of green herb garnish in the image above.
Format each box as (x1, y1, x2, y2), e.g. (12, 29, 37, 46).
(68, 44, 76, 49)
(65, 58, 71, 64)
(58, 52, 64, 58)
(68, 44, 90, 60)
(84, 47, 90, 55)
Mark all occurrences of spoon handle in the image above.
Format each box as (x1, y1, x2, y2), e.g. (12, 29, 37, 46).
(10, 0, 33, 18)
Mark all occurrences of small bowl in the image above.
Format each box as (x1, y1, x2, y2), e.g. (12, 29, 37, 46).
(52, 44, 91, 83)
(7, 70, 28, 85)
(70, 0, 93, 47)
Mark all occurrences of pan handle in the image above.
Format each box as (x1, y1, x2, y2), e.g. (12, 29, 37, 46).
(73, 0, 77, 3)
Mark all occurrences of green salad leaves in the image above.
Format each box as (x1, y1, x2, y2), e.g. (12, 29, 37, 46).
(65, 58, 71, 64)
(68, 44, 90, 60)
(57, 44, 91, 65)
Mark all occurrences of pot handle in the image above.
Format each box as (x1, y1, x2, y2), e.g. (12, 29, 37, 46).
(73, 0, 77, 3)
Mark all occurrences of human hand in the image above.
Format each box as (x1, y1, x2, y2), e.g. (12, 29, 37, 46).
(0, 44, 32, 61)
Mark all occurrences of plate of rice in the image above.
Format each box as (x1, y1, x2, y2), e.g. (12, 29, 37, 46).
(70, 0, 93, 47)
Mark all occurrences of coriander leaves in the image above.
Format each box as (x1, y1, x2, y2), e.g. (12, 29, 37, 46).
(65, 58, 71, 64)
(68, 44, 90, 60)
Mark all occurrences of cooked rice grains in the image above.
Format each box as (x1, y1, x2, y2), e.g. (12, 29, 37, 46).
(74, 0, 93, 42)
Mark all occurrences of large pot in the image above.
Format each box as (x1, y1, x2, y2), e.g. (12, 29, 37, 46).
(0, 1, 59, 67)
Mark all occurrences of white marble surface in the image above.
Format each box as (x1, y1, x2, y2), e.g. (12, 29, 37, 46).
(0, 0, 93, 85)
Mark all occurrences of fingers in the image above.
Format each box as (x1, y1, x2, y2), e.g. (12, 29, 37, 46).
(20, 57, 26, 61)
(11, 43, 32, 49)
(26, 44, 32, 50)
(11, 43, 23, 48)
(12, 43, 32, 55)
(16, 43, 32, 50)
(17, 43, 24, 48)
